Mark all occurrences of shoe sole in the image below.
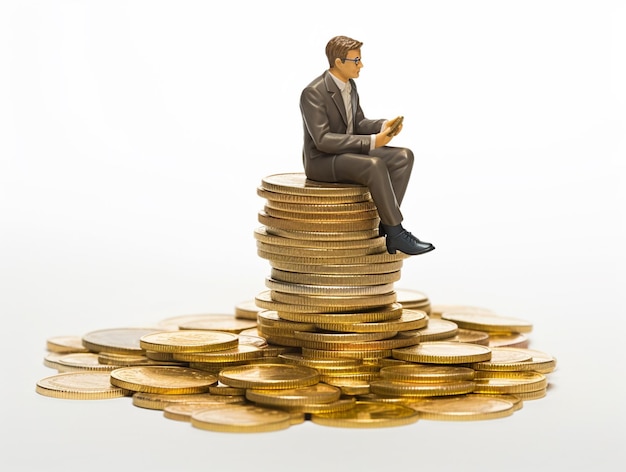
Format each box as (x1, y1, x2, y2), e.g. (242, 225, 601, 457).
(387, 245, 435, 256)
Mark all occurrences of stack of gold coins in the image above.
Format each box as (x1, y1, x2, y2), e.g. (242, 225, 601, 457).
(253, 173, 432, 394)
(33, 173, 559, 431)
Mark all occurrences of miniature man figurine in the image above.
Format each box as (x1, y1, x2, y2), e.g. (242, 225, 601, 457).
(300, 35, 435, 255)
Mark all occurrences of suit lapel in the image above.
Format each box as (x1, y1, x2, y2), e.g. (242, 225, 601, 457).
(324, 71, 349, 128)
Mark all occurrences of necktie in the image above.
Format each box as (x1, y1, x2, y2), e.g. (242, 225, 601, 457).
(342, 82, 353, 134)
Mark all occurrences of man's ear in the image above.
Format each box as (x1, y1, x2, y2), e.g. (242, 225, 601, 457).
(333, 57, 343, 68)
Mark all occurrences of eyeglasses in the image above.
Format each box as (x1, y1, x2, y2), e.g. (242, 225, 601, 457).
(341, 57, 361, 65)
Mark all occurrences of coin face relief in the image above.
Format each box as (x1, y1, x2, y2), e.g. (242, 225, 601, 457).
(218, 363, 320, 390)
(81, 327, 163, 354)
(311, 401, 420, 428)
(36, 372, 132, 400)
(109, 366, 219, 394)
(139, 330, 239, 353)
(191, 404, 294, 433)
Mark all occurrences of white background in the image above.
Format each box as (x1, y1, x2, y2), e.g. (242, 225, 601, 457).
(1, 1, 625, 470)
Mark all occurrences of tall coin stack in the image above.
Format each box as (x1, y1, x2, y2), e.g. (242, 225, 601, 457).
(254, 173, 430, 388)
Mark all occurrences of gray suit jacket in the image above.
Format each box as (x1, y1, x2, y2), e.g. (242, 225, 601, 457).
(300, 70, 385, 181)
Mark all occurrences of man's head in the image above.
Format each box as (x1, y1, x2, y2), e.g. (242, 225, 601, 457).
(326, 35, 363, 82)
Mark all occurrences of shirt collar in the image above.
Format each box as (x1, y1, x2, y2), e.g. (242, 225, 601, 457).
(329, 71, 349, 92)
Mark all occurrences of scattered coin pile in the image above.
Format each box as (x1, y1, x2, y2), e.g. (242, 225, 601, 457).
(35, 173, 557, 432)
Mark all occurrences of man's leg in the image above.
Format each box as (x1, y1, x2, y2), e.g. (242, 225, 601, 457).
(333, 150, 434, 256)
(368, 146, 414, 209)
(332, 151, 404, 226)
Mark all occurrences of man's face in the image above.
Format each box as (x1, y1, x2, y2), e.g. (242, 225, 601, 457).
(333, 49, 363, 82)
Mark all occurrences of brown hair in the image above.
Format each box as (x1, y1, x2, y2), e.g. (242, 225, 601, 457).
(325, 36, 363, 68)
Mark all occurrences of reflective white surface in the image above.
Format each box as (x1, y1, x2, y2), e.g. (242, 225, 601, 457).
(2, 1, 625, 470)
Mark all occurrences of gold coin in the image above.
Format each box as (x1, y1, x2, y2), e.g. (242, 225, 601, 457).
(406, 393, 518, 421)
(264, 199, 377, 213)
(172, 344, 264, 363)
(81, 327, 162, 355)
(239, 328, 265, 338)
(254, 291, 365, 314)
(264, 226, 379, 241)
(370, 379, 476, 397)
(311, 401, 419, 428)
(139, 330, 239, 353)
(132, 391, 244, 410)
(55, 352, 117, 372)
(263, 205, 380, 221)
(43, 352, 67, 370)
(208, 383, 247, 396)
(258, 211, 378, 232)
(218, 363, 320, 390)
(441, 312, 533, 334)
(46, 335, 90, 353)
(260, 335, 304, 349)
(269, 290, 397, 308)
(258, 186, 371, 204)
(354, 393, 412, 404)
(265, 277, 394, 296)
(276, 303, 403, 324)
(293, 330, 397, 343)
(415, 318, 458, 341)
(321, 378, 372, 396)
(301, 347, 392, 361)
(270, 259, 403, 274)
(429, 304, 493, 319)
(295, 332, 420, 351)
(473, 371, 547, 394)
(234, 299, 264, 320)
(394, 288, 429, 306)
(380, 364, 476, 383)
(277, 398, 357, 414)
(318, 364, 381, 375)
(270, 267, 400, 286)
(448, 328, 490, 346)
(97, 352, 183, 367)
(191, 404, 293, 433)
(261, 173, 369, 197)
(393, 341, 492, 364)
(187, 360, 249, 374)
(515, 387, 548, 401)
(110, 366, 218, 394)
(257, 310, 317, 331)
(238, 334, 268, 348)
(258, 240, 384, 258)
(488, 333, 529, 348)
(320, 373, 380, 384)
(375, 358, 411, 368)
(256, 227, 385, 250)
(278, 353, 362, 369)
(177, 315, 257, 334)
(163, 403, 225, 422)
(36, 371, 131, 400)
(257, 325, 299, 338)
(316, 309, 428, 333)
(258, 246, 406, 264)
(470, 346, 532, 367)
(145, 351, 177, 361)
(472, 347, 557, 374)
(246, 383, 342, 407)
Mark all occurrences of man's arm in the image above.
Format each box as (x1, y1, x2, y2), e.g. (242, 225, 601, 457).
(300, 86, 376, 156)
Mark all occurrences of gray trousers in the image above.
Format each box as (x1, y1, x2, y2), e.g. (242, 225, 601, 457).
(304, 146, 414, 226)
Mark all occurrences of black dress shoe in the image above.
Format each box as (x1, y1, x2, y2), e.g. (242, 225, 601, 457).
(386, 230, 435, 255)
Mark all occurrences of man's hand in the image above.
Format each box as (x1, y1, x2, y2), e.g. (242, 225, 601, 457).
(387, 116, 404, 137)
(375, 116, 404, 148)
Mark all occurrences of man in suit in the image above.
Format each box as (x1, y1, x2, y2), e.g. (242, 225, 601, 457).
(300, 35, 434, 256)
